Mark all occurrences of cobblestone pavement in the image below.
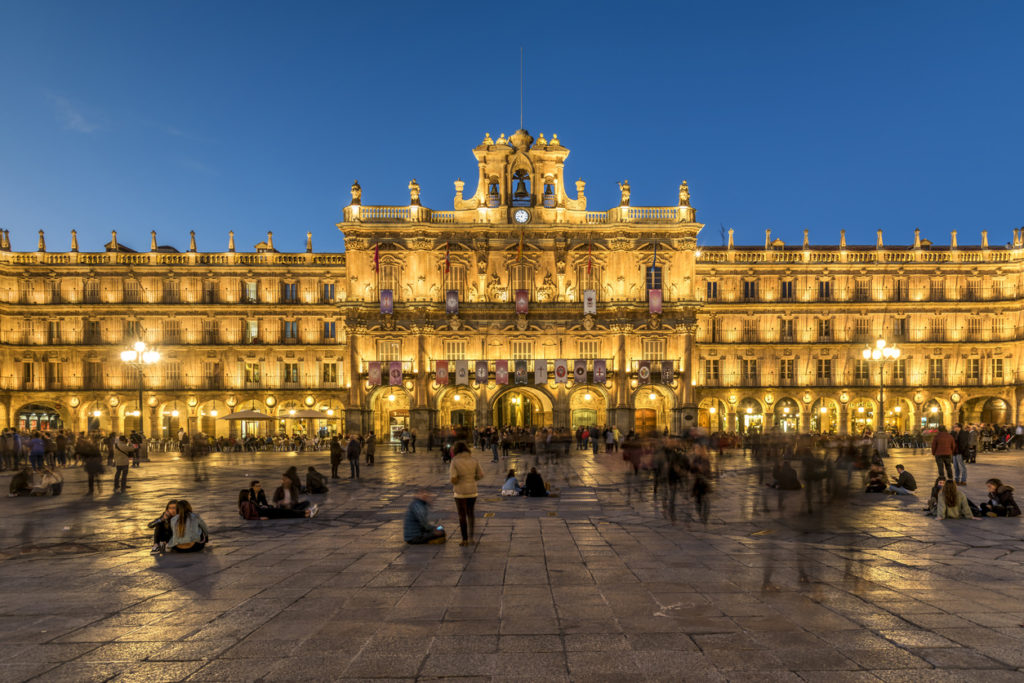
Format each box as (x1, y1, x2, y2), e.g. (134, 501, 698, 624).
(2, 444, 1024, 681)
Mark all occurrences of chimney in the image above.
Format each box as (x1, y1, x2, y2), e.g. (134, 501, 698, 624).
(150, 231, 158, 251)
(189, 231, 197, 253)
(306, 231, 313, 253)
(913, 228, 921, 249)
(70, 229, 78, 252)
(37, 229, 45, 252)
(840, 229, 847, 249)
(228, 231, 235, 252)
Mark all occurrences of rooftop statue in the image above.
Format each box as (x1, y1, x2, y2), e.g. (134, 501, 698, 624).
(618, 179, 631, 207)
(409, 179, 421, 206)
(679, 180, 690, 207)
(350, 180, 362, 205)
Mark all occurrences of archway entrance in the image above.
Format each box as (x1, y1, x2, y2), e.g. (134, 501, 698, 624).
(884, 398, 912, 433)
(372, 388, 412, 442)
(633, 386, 673, 435)
(698, 397, 727, 432)
(810, 398, 837, 433)
(774, 398, 799, 433)
(738, 398, 763, 434)
(159, 401, 187, 437)
(980, 397, 1009, 425)
(850, 399, 875, 433)
(494, 390, 537, 428)
(570, 387, 607, 430)
(922, 399, 943, 429)
(438, 388, 477, 430)
(16, 404, 63, 432)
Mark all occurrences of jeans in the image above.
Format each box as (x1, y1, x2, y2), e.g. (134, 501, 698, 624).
(454, 496, 477, 541)
(934, 455, 953, 479)
(888, 485, 911, 495)
(349, 459, 360, 478)
(114, 465, 128, 491)
(29, 453, 43, 470)
(953, 454, 967, 482)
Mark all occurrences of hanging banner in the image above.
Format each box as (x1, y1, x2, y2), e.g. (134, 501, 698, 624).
(554, 359, 568, 383)
(388, 361, 403, 386)
(661, 360, 675, 384)
(475, 360, 489, 384)
(573, 359, 587, 384)
(445, 289, 459, 315)
(648, 288, 662, 314)
(638, 360, 651, 385)
(514, 360, 528, 385)
(593, 359, 607, 384)
(436, 360, 449, 385)
(495, 360, 509, 385)
(368, 361, 381, 386)
(380, 289, 393, 315)
(583, 289, 597, 315)
(515, 289, 529, 314)
(455, 360, 469, 385)
(534, 359, 547, 385)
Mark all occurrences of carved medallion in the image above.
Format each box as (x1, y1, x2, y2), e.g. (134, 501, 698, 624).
(516, 314, 528, 331)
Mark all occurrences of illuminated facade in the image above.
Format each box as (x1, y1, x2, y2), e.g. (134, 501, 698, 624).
(0, 129, 1020, 439)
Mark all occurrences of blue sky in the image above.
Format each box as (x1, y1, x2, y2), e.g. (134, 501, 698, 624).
(1, 1, 1022, 253)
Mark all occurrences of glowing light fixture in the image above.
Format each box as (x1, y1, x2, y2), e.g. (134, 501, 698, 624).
(648, 392, 657, 401)
(583, 393, 592, 401)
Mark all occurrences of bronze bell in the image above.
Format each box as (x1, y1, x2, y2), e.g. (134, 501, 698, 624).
(513, 177, 529, 199)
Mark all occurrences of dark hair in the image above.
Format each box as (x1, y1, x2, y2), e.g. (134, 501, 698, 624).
(987, 478, 1003, 488)
(250, 480, 260, 487)
(452, 441, 470, 456)
(175, 500, 193, 536)
(895, 464, 904, 471)
(938, 425, 947, 432)
(238, 489, 250, 506)
(506, 469, 515, 479)
(942, 480, 958, 508)
(164, 499, 178, 514)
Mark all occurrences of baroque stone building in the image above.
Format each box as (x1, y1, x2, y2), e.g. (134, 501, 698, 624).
(0, 128, 1020, 440)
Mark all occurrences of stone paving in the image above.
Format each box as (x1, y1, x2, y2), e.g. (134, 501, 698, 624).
(2, 443, 1024, 681)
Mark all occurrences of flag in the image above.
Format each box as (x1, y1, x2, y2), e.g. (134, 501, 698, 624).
(534, 359, 547, 385)
(648, 288, 662, 314)
(444, 241, 450, 274)
(515, 289, 529, 314)
(573, 360, 587, 384)
(445, 289, 458, 314)
(368, 361, 381, 386)
(583, 289, 596, 315)
(638, 360, 651, 385)
(495, 360, 508, 385)
(388, 361, 403, 386)
(593, 359, 607, 383)
(435, 360, 449, 385)
(380, 289, 393, 315)
(475, 360, 488, 384)
(661, 361, 674, 384)
(554, 359, 568, 383)
(514, 360, 528, 385)
(455, 360, 469, 385)
(373, 243, 380, 273)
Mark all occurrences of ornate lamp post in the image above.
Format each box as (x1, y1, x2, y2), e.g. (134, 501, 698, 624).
(120, 341, 160, 440)
(862, 337, 900, 435)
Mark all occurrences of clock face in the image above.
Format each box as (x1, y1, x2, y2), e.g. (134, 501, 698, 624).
(513, 209, 530, 224)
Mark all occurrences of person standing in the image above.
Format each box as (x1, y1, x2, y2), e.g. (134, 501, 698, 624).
(78, 436, 104, 494)
(952, 423, 969, 485)
(365, 432, 376, 465)
(346, 434, 361, 479)
(449, 441, 483, 546)
(112, 434, 133, 493)
(129, 429, 143, 468)
(329, 436, 343, 479)
(931, 425, 955, 479)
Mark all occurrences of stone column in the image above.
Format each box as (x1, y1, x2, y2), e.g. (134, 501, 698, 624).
(476, 386, 490, 427)
(553, 383, 569, 430)
(611, 331, 632, 432)
(727, 409, 737, 433)
(801, 409, 811, 434)
(681, 322, 696, 406)
(410, 331, 434, 437)
(838, 404, 849, 435)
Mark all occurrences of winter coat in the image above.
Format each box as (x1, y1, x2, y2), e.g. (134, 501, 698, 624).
(449, 452, 483, 498)
(989, 485, 1021, 517)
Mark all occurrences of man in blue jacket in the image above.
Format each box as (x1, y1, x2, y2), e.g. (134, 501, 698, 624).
(403, 490, 445, 544)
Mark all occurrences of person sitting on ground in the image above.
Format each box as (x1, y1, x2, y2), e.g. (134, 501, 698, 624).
(30, 466, 63, 496)
(148, 500, 178, 553)
(272, 474, 318, 516)
(501, 469, 522, 496)
(888, 464, 918, 495)
(865, 461, 888, 493)
(248, 480, 270, 508)
(925, 477, 945, 516)
(980, 478, 1021, 517)
(523, 467, 549, 497)
(8, 467, 32, 496)
(306, 466, 329, 494)
(403, 489, 446, 544)
(771, 460, 802, 490)
(283, 466, 304, 493)
(935, 480, 977, 520)
(240, 484, 317, 519)
(167, 499, 211, 552)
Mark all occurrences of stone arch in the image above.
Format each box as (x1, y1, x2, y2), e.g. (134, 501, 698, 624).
(156, 399, 189, 438)
(884, 396, 915, 433)
(698, 396, 728, 432)
(568, 383, 610, 429)
(11, 400, 69, 432)
(197, 399, 232, 438)
(631, 384, 675, 435)
(736, 397, 765, 434)
(772, 396, 801, 433)
(369, 385, 413, 442)
(849, 396, 878, 433)
(436, 385, 479, 430)
(810, 397, 841, 433)
(489, 385, 554, 429)
(962, 395, 1010, 425)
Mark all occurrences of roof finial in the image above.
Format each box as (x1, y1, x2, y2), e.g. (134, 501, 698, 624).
(802, 229, 809, 249)
(950, 230, 958, 249)
(727, 228, 734, 249)
(150, 230, 158, 251)
(764, 229, 771, 250)
(876, 229, 883, 249)
(70, 229, 78, 252)
(306, 231, 313, 253)
(266, 231, 274, 251)
(189, 230, 197, 252)
(228, 230, 235, 252)
(840, 229, 846, 249)
(981, 230, 988, 248)
(110, 230, 118, 251)
(37, 229, 45, 252)
(520, 46, 524, 131)
(913, 228, 921, 249)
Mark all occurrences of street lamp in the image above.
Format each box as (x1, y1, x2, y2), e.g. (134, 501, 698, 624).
(862, 337, 900, 435)
(120, 341, 159, 440)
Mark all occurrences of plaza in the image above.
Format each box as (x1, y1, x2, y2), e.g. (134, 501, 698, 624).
(2, 444, 1024, 681)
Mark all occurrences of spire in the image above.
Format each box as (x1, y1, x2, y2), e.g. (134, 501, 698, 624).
(913, 228, 921, 249)
(189, 230, 197, 252)
(150, 231, 158, 251)
(876, 229, 883, 249)
(305, 231, 313, 253)
(37, 229, 45, 252)
(840, 230, 847, 249)
(228, 231, 235, 252)
(70, 229, 78, 252)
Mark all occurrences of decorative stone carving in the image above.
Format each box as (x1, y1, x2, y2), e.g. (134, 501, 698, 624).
(350, 180, 361, 205)
(536, 272, 556, 302)
(618, 179, 631, 206)
(516, 314, 528, 331)
(583, 314, 595, 331)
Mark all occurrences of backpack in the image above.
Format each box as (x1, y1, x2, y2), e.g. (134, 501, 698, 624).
(239, 490, 260, 520)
